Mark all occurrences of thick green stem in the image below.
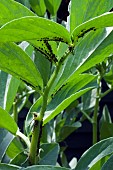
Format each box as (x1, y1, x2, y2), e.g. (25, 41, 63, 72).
(28, 48, 71, 165)
(29, 120, 42, 165)
(93, 74, 101, 144)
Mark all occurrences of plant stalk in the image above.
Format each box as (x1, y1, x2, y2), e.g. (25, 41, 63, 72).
(93, 74, 101, 144)
(28, 48, 71, 165)
(13, 101, 18, 123)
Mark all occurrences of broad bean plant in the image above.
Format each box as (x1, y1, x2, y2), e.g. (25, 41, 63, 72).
(0, 0, 113, 169)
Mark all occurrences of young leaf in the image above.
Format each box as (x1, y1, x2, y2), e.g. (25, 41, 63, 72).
(70, 0, 113, 32)
(0, 16, 71, 44)
(75, 137, 113, 170)
(0, 43, 43, 93)
(0, 0, 34, 27)
(0, 107, 18, 135)
(4, 76, 20, 112)
(39, 143, 60, 165)
(29, 0, 46, 16)
(44, 0, 62, 16)
(0, 129, 14, 161)
(72, 12, 113, 44)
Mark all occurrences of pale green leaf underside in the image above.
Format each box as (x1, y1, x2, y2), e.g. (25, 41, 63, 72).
(72, 12, 113, 44)
(0, 16, 71, 44)
(75, 137, 113, 170)
(0, 43, 43, 92)
(0, 107, 18, 135)
(0, 0, 35, 27)
(44, 87, 93, 124)
(45, 74, 96, 124)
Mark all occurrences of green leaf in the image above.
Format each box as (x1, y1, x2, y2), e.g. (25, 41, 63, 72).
(82, 89, 97, 111)
(100, 123, 113, 140)
(39, 143, 59, 165)
(24, 165, 70, 170)
(89, 155, 110, 170)
(0, 71, 8, 108)
(0, 17, 71, 44)
(0, 0, 34, 27)
(4, 76, 20, 112)
(104, 63, 113, 86)
(34, 50, 51, 85)
(10, 151, 28, 167)
(50, 29, 107, 94)
(0, 129, 14, 161)
(102, 154, 113, 170)
(0, 43, 43, 93)
(0, 107, 18, 135)
(75, 137, 113, 170)
(31, 40, 58, 64)
(72, 12, 113, 44)
(57, 122, 81, 142)
(44, 74, 96, 124)
(6, 137, 24, 159)
(101, 105, 112, 124)
(70, 29, 113, 79)
(70, 0, 113, 32)
(0, 163, 20, 170)
(44, 0, 61, 16)
(29, 0, 46, 16)
(44, 76, 94, 124)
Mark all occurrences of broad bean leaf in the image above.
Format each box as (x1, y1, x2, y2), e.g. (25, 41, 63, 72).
(50, 29, 107, 94)
(70, 0, 113, 32)
(57, 122, 81, 142)
(44, 74, 96, 124)
(10, 151, 28, 167)
(6, 137, 24, 159)
(0, 0, 34, 27)
(0, 16, 71, 44)
(0, 129, 14, 161)
(89, 155, 110, 170)
(0, 43, 43, 93)
(102, 154, 113, 170)
(29, 0, 46, 16)
(72, 12, 113, 44)
(24, 165, 70, 170)
(100, 123, 113, 140)
(44, 0, 61, 16)
(4, 76, 20, 112)
(0, 164, 20, 170)
(0, 107, 18, 135)
(39, 143, 59, 165)
(0, 71, 8, 108)
(75, 137, 113, 170)
(34, 50, 51, 86)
